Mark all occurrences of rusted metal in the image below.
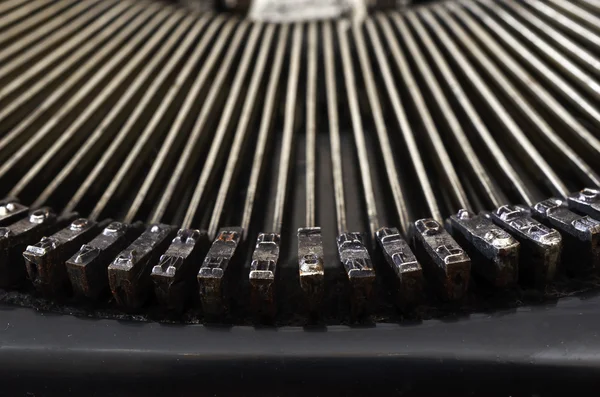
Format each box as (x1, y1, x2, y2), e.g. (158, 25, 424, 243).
(487, 205, 562, 288)
(375, 227, 422, 306)
(297, 227, 324, 314)
(532, 198, 600, 274)
(23, 217, 103, 296)
(249, 232, 280, 319)
(336, 232, 375, 318)
(108, 224, 176, 310)
(0, 207, 68, 288)
(66, 221, 143, 300)
(412, 218, 471, 301)
(197, 227, 243, 318)
(152, 228, 209, 312)
(448, 210, 519, 288)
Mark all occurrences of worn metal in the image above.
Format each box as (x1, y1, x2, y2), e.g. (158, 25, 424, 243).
(0, 201, 28, 226)
(152, 228, 209, 312)
(297, 227, 324, 313)
(0, 207, 62, 288)
(108, 224, 176, 310)
(487, 205, 562, 288)
(448, 210, 519, 287)
(336, 232, 375, 318)
(23, 218, 101, 296)
(375, 227, 422, 306)
(66, 221, 143, 300)
(567, 188, 600, 220)
(197, 227, 243, 317)
(412, 218, 470, 300)
(532, 198, 600, 274)
(249, 232, 280, 319)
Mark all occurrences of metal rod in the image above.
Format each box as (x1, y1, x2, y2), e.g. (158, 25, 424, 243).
(0, 0, 54, 31)
(477, 0, 600, 103)
(0, 0, 34, 19)
(305, 21, 318, 229)
(11, 14, 191, 201)
(454, 2, 600, 187)
(65, 16, 229, 217)
(462, 1, 600, 138)
(323, 21, 347, 236)
(0, 0, 110, 68)
(0, 2, 144, 152)
(501, 0, 600, 76)
(576, 0, 600, 14)
(266, 23, 303, 235)
(368, 15, 442, 221)
(150, 19, 248, 225)
(358, 18, 411, 235)
(34, 14, 214, 209)
(128, 22, 262, 225)
(523, 0, 600, 52)
(546, 0, 600, 33)
(338, 21, 380, 237)
(390, 12, 505, 209)
(92, 18, 248, 223)
(206, 24, 275, 239)
(0, 0, 80, 49)
(423, 7, 569, 199)
(405, 11, 534, 205)
(386, 14, 472, 212)
(180, 22, 263, 229)
(240, 24, 289, 238)
(0, 7, 173, 198)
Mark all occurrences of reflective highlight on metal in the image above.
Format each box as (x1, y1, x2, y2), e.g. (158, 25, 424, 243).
(412, 218, 471, 301)
(448, 210, 519, 287)
(488, 205, 562, 288)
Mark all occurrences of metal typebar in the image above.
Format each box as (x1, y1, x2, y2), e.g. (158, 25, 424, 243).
(0, 1, 137, 133)
(63, 16, 228, 216)
(11, 12, 191, 200)
(181, 22, 263, 229)
(462, 1, 600, 141)
(421, 7, 568, 199)
(248, 23, 302, 319)
(478, 0, 600, 102)
(383, 14, 472, 213)
(446, 3, 600, 188)
(148, 19, 247, 225)
(297, 21, 324, 314)
(388, 12, 505, 209)
(206, 23, 275, 238)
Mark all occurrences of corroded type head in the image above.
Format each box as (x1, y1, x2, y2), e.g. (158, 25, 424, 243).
(23, 217, 98, 296)
(413, 218, 471, 300)
(449, 209, 519, 288)
(66, 221, 137, 299)
(249, 232, 280, 319)
(108, 223, 175, 310)
(198, 227, 243, 317)
(152, 228, 207, 312)
(375, 227, 423, 305)
(0, 207, 58, 288)
(336, 232, 375, 318)
(532, 198, 600, 273)
(567, 188, 600, 219)
(297, 227, 324, 312)
(490, 205, 561, 288)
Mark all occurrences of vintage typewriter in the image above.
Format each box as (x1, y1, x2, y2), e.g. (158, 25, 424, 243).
(0, 0, 599, 395)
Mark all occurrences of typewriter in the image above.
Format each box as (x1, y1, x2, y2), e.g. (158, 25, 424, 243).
(0, 0, 599, 395)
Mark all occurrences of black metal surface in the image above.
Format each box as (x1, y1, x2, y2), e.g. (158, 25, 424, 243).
(1, 295, 600, 396)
